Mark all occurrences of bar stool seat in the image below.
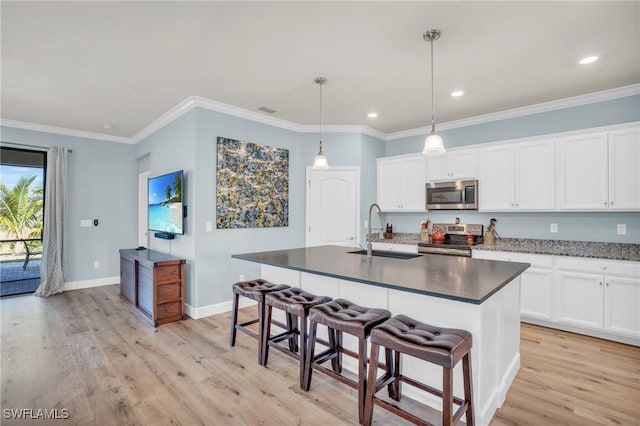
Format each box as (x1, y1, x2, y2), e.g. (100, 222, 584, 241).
(229, 279, 291, 365)
(364, 314, 475, 426)
(263, 288, 331, 388)
(303, 299, 391, 423)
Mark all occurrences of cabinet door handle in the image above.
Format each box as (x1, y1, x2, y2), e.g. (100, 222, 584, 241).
(606, 282, 609, 286)
(610, 201, 614, 206)
(604, 201, 608, 206)
(599, 282, 603, 286)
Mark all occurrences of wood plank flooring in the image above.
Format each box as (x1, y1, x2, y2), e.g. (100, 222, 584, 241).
(1, 285, 639, 425)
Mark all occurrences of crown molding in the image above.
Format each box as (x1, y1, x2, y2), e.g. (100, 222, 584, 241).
(0, 118, 133, 144)
(386, 83, 640, 141)
(3, 84, 637, 145)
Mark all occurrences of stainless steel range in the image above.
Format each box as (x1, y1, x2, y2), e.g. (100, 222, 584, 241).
(418, 223, 484, 257)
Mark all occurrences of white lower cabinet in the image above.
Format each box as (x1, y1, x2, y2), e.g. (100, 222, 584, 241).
(473, 249, 640, 345)
(473, 250, 553, 321)
(555, 270, 604, 329)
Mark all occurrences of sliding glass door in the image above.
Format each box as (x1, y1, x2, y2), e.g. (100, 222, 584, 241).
(0, 147, 46, 296)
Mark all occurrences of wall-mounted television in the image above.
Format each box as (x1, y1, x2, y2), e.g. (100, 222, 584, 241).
(148, 170, 184, 238)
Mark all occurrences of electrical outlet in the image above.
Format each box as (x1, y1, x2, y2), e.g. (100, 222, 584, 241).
(617, 224, 627, 235)
(93, 260, 100, 269)
(205, 221, 212, 232)
(550, 223, 558, 233)
(364, 220, 368, 228)
(80, 219, 92, 227)
(239, 274, 245, 282)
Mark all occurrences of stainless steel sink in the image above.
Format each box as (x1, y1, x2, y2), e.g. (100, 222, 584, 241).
(348, 249, 422, 260)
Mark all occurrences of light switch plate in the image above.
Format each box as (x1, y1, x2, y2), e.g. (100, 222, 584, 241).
(550, 223, 558, 233)
(617, 224, 627, 235)
(80, 219, 92, 227)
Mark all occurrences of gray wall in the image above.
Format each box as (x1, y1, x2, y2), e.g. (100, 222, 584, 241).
(382, 95, 640, 243)
(1, 126, 138, 282)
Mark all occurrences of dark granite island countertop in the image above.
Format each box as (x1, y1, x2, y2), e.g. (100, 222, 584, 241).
(232, 245, 529, 305)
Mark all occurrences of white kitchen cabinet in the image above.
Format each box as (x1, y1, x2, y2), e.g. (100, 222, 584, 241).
(376, 155, 426, 211)
(558, 126, 640, 211)
(472, 250, 553, 321)
(427, 150, 476, 181)
(555, 257, 640, 341)
(478, 139, 555, 211)
(604, 275, 640, 337)
(555, 270, 604, 329)
(473, 250, 640, 345)
(608, 127, 640, 210)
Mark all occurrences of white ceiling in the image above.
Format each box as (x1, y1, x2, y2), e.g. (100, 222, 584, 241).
(1, 1, 639, 140)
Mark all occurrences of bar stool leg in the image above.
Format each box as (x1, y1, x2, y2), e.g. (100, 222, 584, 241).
(328, 328, 342, 373)
(384, 348, 400, 401)
(463, 353, 475, 426)
(357, 336, 367, 424)
(229, 292, 239, 347)
(363, 342, 380, 426)
(256, 300, 266, 364)
(443, 366, 453, 426)
(286, 313, 298, 352)
(299, 315, 308, 389)
(261, 304, 273, 366)
(392, 350, 401, 401)
(303, 320, 318, 391)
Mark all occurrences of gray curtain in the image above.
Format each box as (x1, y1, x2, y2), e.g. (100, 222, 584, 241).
(35, 146, 69, 297)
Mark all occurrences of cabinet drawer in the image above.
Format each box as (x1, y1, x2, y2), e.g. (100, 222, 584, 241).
(156, 263, 182, 283)
(372, 242, 418, 254)
(157, 283, 181, 302)
(473, 250, 552, 268)
(156, 301, 182, 320)
(556, 257, 639, 278)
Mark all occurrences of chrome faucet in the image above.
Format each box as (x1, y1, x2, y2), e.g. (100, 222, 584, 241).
(367, 203, 382, 257)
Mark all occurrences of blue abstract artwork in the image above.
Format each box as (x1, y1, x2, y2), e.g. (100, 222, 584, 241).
(216, 137, 289, 229)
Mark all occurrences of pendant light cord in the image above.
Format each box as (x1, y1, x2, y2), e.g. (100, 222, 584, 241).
(319, 81, 323, 151)
(430, 36, 436, 134)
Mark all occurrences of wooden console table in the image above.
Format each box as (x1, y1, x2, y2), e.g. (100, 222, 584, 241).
(119, 248, 186, 327)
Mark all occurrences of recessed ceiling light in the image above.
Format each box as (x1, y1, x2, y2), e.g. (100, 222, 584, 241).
(451, 91, 464, 97)
(367, 112, 378, 118)
(579, 56, 599, 65)
(103, 123, 113, 129)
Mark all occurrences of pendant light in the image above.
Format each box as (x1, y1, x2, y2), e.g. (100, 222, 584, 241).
(312, 77, 329, 170)
(422, 29, 446, 156)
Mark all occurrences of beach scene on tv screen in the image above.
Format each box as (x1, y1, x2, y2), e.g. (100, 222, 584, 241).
(149, 171, 183, 234)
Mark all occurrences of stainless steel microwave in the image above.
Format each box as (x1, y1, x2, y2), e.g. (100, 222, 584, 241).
(426, 179, 478, 210)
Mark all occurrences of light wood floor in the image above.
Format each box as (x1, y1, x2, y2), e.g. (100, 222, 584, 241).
(1, 285, 638, 425)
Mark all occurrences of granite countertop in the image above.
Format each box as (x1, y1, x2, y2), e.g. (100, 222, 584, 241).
(232, 245, 529, 305)
(372, 233, 640, 262)
(474, 238, 640, 262)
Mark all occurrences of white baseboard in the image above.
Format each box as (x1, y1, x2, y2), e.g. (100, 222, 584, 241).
(64, 276, 120, 291)
(185, 298, 256, 320)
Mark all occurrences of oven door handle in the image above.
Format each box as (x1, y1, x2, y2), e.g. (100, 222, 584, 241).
(418, 246, 472, 257)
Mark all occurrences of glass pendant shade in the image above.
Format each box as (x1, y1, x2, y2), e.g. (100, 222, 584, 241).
(422, 132, 445, 155)
(312, 149, 329, 170)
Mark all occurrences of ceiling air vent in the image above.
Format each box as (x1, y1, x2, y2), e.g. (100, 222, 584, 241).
(258, 106, 278, 114)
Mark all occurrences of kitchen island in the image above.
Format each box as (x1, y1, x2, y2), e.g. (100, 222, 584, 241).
(232, 245, 529, 426)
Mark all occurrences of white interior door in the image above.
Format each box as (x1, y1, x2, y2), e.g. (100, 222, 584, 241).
(138, 171, 150, 247)
(306, 168, 359, 247)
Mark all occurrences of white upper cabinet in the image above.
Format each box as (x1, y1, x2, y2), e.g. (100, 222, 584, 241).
(558, 132, 609, 210)
(478, 145, 514, 210)
(558, 127, 639, 211)
(608, 127, 640, 210)
(376, 155, 426, 211)
(427, 150, 476, 181)
(478, 139, 555, 211)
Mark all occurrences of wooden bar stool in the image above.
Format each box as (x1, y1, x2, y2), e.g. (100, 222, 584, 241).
(363, 315, 475, 426)
(303, 299, 391, 424)
(263, 288, 331, 388)
(229, 279, 291, 365)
